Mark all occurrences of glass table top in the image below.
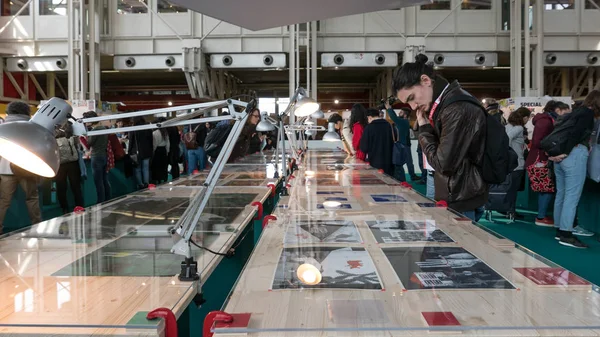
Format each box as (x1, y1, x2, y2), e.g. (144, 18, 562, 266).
(215, 150, 600, 336)
(0, 185, 270, 334)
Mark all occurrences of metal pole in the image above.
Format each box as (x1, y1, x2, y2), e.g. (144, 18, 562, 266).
(515, 0, 522, 97)
(79, 0, 88, 100)
(296, 24, 300, 89)
(535, 0, 544, 94)
(524, 0, 531, 97)
(311, 21, 317, 100)
(89, 0, 97, 101)
(289, 24, 296, 124)
(67, 0, 75, 101)
(306, 22, 310, 96)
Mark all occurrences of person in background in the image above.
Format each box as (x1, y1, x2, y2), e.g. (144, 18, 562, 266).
(151, 118, 170, 184)
(484, 98, 507, 125)
(359, 108, 395, 176)
(187, 123, 208, 174)
(54, 123, 84, 214)
(328, 113, 352, 154)
(393, 54, 488, 222)
(167, 124, 181, 179)
(525, 100, 567, 227)
(548, 90, 600, 248)
(386, 103, 420, 182)
(247, 109, 264, 154)
(349, 104, 368, 161)
(505, 107, 531, 219)
(128, 117, 154, 189)
(413, 119, 426, 183)
(0, 101, 41, 234)
(83, 111, 111, 203)
(341, 114, 355, 156)
(229, 109, 260, 163)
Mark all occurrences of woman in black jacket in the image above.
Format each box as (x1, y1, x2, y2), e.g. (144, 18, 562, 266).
(546, 90, 600, 249)
(128, 117, 154, 189)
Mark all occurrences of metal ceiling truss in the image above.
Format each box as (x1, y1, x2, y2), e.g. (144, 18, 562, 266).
(545, 68, 600, 99)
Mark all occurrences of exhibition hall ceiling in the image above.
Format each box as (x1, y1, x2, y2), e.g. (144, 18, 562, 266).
(169, 0, 429, 31)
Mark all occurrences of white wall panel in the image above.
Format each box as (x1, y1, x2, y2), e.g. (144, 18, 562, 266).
(0, 16, 34, 40)
(203, 15, 242, 35)
(152, 13, 192, 37)
(0, 42, 33, 56)
(544, 10, 577, 34)
(154, 39, 184, 53)
(36, 16, 68, 39)
(202, 38, 242, 53)
(581, 10, 600, 34)
(100, 40, 115, 55)
(193, 13, 203, 37)
(322, 14, 364, 34)
(364, 11, 405, 34)
(496, 36, 510, 51)
(579, 36, 600, 51)
(113, 14, 152, 37)
(364, 37, 405, 51)
(114, 40, 153, 54)
(242, 27, 284, 36)
(320, 37, 365, 51)
(241, 38, 284, 52)
(456, 36, 497, 51)
(544, 36, 578, 51)
(416, 11, 455, 34)
(36, 41, 68, 55)
(424, 37, 455, 51)
(457, 11, 496, 34)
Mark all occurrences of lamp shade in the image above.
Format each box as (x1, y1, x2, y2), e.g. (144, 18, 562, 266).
(256, 120, 276, 132)
(296, 263, 322, 285)
(322, 122, 341, 142)
(311, 110, 325, 119)
(294, 96, 320, 117)
(0, 121, 60, 177)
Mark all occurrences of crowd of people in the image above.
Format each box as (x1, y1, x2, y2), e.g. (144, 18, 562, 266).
(330, 54, 600, 249)
(0, 104, 277, 235)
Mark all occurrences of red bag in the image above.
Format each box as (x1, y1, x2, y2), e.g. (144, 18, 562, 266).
(108, 134, 125, 160)
(527, 156, 555, 193)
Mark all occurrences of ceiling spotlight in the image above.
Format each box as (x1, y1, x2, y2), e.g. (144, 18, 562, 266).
(168, 101, 173, 106)
(334, 99, 339, 104)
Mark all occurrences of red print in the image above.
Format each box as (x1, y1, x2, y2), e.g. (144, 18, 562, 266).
(346, 260, 363, 269)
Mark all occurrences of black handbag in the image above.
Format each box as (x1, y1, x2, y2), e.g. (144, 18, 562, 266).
(130, 134, 140, 167)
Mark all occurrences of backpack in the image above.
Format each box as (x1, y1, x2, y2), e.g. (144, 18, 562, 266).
(57, 137, 80, 164)
(184, 125, 200, 150)
(204, 122, 233, 158)
(438, 93, 518, 185)
(540, 113, 578, 157)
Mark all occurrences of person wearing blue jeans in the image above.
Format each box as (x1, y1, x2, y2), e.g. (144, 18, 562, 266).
(426, 170, 435, 199)
(134, 158, 150, 188)
(91, 155, 111, 203)
(187, 147, 206, 174)
(537, 193, 553, 220)
(463, 206, 485, 222)
(553, 144, 589, 248)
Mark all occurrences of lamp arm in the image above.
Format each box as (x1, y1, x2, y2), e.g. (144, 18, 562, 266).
(280, 87, 305, 117)
(170, 99, 256, 262)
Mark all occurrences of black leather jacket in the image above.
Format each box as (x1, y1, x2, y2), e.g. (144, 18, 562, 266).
(418, 77, 488, 212)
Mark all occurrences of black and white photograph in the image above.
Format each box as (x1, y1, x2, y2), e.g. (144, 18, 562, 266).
(272, 247, 382, 290)
(383, 246, 515, 290)
(284, 220, 362, 244)
(366, 220, 454, 243)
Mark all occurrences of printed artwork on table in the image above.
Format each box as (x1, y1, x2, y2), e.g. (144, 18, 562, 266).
(366, 220, 454, 244)
(383, 246, 515, 290)
(416, 202, 437, 208)
(369, 194, 408, 203)
(317, 203, 353, 210)
(284, 220, 361, 244)
(344, 178, 388, 186)
(305, 179, 341, 186)
(272, 247, 382, 290)
(323, 197, 349, 202)
(222, 179, 265, 187)
(316, 191, 345, 195)
(514, 268, 590, 287)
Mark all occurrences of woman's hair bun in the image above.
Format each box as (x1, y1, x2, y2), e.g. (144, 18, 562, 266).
(415, 54, 429, 64)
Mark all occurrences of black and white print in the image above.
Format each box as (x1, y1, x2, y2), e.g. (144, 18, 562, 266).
(272, 247, 382, 290)
(383, 246, 515, 290)
(366, 220, 454, 243)
(284, 220, 361, 244)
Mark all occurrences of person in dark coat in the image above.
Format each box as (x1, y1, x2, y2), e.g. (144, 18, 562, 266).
(228, 109, 260, 163)
(359, 108, 395, 176)
(128, 117, 154, 189)
(166, 126, 181, 179)
(393, 54, 488, 221)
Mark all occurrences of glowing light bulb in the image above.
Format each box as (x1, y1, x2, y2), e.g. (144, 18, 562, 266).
(334, 99, 339, 104)
(297, 263, 322, 285)
(323, 201, 341, 210)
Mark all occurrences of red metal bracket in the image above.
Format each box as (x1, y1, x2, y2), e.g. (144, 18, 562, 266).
(377, 169, 384, 174)
(267, 183, 276, 197)
(400, 181, 413, 189)
(148, 184, 156, 190)
(203, 311, 233, 337)
(262, 215, 277, 229)
(251, 202, 263, 220)
(73, 206, 85, 214)
(147, 308, 178, 337)
(435, 200, 448, 208)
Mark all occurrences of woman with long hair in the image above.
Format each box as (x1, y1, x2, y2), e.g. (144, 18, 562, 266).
(504, 107, 531, 219)
(151, 117, 170, 183)
(349, 103, 368, 161)
(547, 90, 600, 248)
(128, 117, 154, 189)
